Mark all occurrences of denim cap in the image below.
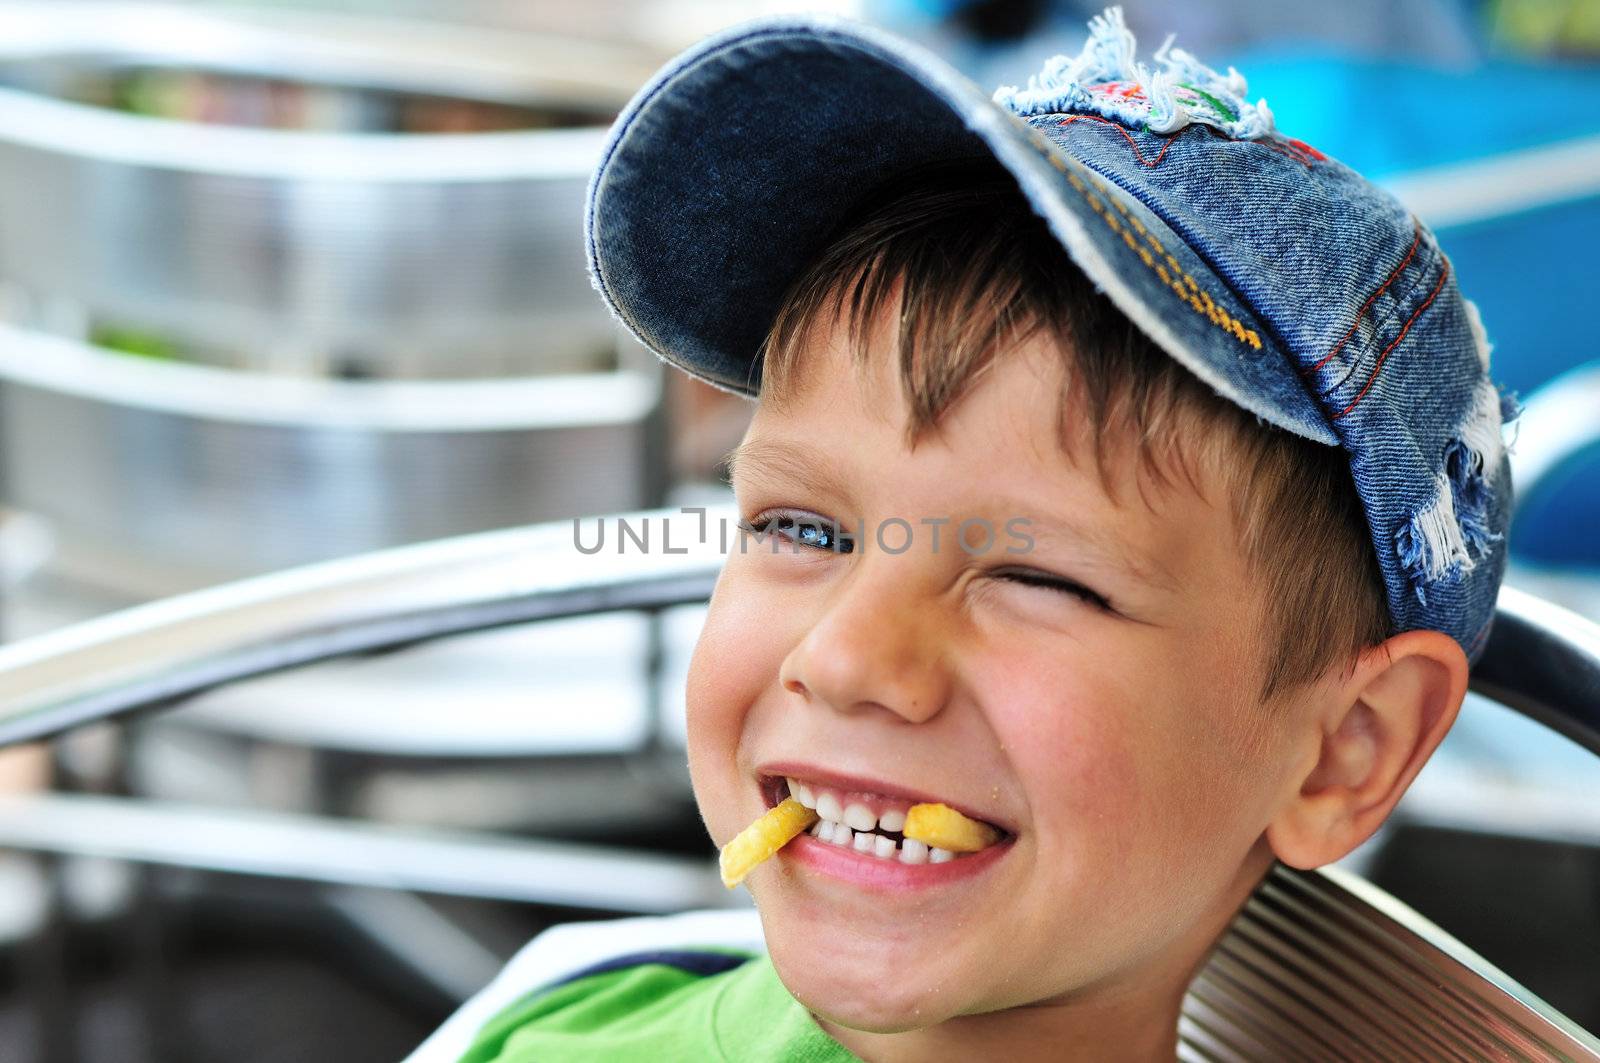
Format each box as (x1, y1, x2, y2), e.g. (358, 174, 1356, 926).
(585, 7, 1515, 662)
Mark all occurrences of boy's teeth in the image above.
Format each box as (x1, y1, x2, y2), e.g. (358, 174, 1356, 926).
(843, 803, 876, 832)
(782, 776, 1000, 863)
(789, 779, 817, 809)
(812, 820, 970, 865)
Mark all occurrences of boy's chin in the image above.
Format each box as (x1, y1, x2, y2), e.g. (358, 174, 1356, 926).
(760, 908, 983, 1032)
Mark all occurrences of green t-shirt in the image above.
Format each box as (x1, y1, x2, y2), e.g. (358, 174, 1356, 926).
(458, 950, 862, 1062)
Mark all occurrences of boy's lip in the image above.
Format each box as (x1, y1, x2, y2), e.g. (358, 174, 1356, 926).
(755, 760, 1016, 837)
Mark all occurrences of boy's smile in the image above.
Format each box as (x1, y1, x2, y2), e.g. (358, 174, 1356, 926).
(686, 306, 1307, 1053)
(758, 769, 1015, 884)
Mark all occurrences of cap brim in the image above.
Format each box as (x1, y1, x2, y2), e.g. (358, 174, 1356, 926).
(586, 16, 1337, 446)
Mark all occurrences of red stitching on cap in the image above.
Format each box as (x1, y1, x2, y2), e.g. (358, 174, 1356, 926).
(1286, 137, 1327, 161)
(1058, 115, 1179, 167)
(1332, 258, 1450, 421)
(1058, 115, 1322, 171)
(1255, 139, 1319, 166)
(1305, 219, 1424, 377)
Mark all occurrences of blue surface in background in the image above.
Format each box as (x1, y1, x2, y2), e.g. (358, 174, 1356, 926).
(1434, 204, 1598, 399)
(1514, 445, 1600, 565)
(1234, 53, 1600, 178)
(1238, 52, 1600, 567)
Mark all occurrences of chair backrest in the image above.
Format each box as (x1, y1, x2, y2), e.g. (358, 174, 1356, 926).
(1185, 862, 1600, 1060)
(0, 508, 1597, 1058)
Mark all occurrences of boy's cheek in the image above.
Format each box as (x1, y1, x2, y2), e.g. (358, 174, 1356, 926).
(683, 637, 745, 842)
(683, 584, 796, 841)
(975, 643, 1151, 811)
(994, 646, 1272, 883)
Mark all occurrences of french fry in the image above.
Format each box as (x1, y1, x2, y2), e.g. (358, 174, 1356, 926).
(903, 802, 1001, 853)
(719, 797, 820, 888)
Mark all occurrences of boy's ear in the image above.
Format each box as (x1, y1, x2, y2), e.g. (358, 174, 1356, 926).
(1266, 630, 1470, 870)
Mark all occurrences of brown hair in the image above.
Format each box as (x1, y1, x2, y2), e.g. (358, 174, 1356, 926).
(757, 159, 1391, 705)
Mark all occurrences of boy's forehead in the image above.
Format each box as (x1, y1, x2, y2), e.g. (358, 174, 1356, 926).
(754, 299, 1221, 516)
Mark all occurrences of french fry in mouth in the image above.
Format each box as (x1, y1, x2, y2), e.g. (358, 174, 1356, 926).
(720, 797, 820, 888)
(903, 802, 1001, 853)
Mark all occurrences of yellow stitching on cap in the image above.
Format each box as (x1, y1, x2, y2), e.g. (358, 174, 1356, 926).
(1178, 281, 1205, 315)
(1013, 135, 1264, 354)
(1058, 163, 1263, 352)
(1026, 126, 1070, 174)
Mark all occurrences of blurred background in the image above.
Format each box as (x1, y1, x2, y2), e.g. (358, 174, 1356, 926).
(0, 1, 1594, 1060)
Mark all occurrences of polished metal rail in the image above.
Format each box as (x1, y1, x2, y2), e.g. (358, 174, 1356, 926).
(0, 322, 666, 586)
(1472, 585, 1600, 757)
(0, 792, 734, 914)
(1508, 361, 1600, 506)
(0, 2, 659, 376)
(0, 508, 725, 747)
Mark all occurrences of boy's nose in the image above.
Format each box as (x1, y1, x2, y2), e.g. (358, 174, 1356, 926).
(777, 569, 953, 725)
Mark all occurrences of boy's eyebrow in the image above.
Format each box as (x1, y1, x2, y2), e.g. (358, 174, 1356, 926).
(724, 439, 853, 505)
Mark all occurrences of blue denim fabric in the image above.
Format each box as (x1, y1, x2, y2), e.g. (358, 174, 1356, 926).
(586, 12, 1514, 662)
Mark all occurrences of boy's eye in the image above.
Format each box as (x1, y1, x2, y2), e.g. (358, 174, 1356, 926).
(744, 511, 856, 554)
(993, 568, 1112, 611)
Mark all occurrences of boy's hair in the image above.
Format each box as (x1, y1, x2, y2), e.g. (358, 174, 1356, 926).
(757, 159, 1391, 707)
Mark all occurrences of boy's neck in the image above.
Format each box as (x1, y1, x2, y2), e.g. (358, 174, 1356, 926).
(818, 993, 1182, 1063)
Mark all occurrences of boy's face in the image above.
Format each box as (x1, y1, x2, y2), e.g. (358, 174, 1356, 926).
(686, 309, 1314, 1036)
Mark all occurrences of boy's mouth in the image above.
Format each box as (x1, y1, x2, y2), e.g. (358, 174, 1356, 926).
(759, 773, 1011, 866)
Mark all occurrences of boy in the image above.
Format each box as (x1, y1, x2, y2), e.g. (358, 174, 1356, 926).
(454, 7, 1513, 1060)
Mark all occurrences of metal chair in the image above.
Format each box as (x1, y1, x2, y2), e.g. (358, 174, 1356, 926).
(0, 508, 1597, 1060)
